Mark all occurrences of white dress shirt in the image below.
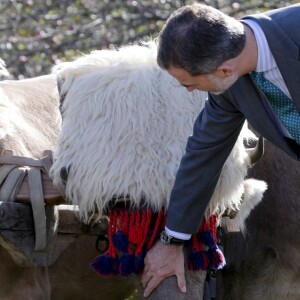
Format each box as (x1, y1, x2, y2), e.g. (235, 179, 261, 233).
(242, 18, 293, 139)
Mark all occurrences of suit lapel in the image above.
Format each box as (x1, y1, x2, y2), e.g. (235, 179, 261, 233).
(226, 75, 300, 159)
(274, 55, 300, 112)
(243, 10, 300, 112)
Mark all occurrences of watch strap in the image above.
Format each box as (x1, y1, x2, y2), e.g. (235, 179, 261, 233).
(160, 230, 185, 246)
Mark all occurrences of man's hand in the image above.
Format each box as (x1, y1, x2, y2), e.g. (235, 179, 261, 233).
(142, 240, 186, 297)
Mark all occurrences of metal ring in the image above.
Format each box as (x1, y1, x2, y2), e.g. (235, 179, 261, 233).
(95, 235, 109, 253)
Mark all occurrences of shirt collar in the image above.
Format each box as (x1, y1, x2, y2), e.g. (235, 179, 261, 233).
(241, 19, 276, 73)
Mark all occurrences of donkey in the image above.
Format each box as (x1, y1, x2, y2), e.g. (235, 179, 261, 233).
(218, 139, 300, 300)
(0, 45, 265, 300)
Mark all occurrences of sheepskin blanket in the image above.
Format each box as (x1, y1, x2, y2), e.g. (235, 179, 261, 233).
(0, 59, 8, 78)
(50, 43, 254, 221)
(0, 59, 12, 139)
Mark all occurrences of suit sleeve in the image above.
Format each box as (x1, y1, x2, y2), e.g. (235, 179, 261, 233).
(166, 93, 245, 234)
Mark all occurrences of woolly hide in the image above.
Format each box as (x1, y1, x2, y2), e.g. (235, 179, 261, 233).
(0, 59, 8, 78)
(0, 74, 60, 158)
(222, 178, 268, 234)
(0, 90, 18, 140)
(0, 59, 12, 139)
(50, 43, 255, 221)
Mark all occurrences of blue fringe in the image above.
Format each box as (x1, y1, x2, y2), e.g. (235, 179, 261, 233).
(113, 231, 129, 252)
(200, 231, 217, 250)
(189, 250, 201, 270)
(91, 254, 113, 276)
(189, 250, 211, 270)
(208, 248, 226, 270)
(119, 253, 135, 276)
(134, 254, 145, 274)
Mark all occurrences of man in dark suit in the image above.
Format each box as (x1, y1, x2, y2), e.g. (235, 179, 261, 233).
(142, 2, 300, 297)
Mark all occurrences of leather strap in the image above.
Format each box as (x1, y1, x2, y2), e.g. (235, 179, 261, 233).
(0, 164, 17, 186)
(28, 167, 47, 251)
(0, 167, 27, 202)
(0, 151, 53, 251)
(0, 154, 52, 175)
(160, 230, 185, 246)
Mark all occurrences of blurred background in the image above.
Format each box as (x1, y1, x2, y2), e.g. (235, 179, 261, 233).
(0, 0, 298, 79)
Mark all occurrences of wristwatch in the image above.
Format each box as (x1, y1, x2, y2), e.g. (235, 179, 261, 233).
(160, 230, 185, 246)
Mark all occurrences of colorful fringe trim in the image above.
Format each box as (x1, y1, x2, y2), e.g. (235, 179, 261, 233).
(91, 208, 225, 276)
(188, 214, 225, 271)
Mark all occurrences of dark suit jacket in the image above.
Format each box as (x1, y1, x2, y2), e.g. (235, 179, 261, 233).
(166, 4, 300, 234)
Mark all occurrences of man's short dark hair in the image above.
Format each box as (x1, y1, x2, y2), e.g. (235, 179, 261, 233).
(157, 3, 246, 75)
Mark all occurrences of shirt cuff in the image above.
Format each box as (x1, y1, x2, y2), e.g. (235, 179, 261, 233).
(165, 226, 191, 240)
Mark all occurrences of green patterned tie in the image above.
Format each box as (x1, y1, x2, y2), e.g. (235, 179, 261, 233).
(251, 71, 300, 144)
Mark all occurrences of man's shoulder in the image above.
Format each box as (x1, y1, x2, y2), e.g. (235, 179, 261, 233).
(241, 4, 300, 27)
(263, 4, 300, 20)
(241, 5, 300, 49)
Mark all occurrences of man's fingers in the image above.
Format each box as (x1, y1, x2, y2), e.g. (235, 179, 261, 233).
(176, 273, 187, 293)
(143, 262, 150, 274)
(141, 269, 152, 288)
(143, 276, 162, 298)
(143, 272, 186, 297)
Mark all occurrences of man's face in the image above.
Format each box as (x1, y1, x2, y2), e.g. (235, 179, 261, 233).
(167, 65, 238, 95)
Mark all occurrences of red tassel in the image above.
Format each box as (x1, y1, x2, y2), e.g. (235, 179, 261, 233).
(134, 253, 145, 274)
(200, 231, 217, 250)
(92, 209, 224, 276)
(188, 230, 208, 270)
(189, 250, 199, 270)
(113, 231, 129, 252)
(147, 209, 164, 249)
(119, 253, 135, 276)
(91, 254, 113, 276)
(208, 248, 226, 270)
(113, 210, 130, 252)
(134, 209, 152, 274)
(91, 210, 119, 276)
(188, 214, 225, 271)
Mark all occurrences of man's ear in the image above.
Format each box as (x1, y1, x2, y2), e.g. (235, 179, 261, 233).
(214, 60, 234, 78)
